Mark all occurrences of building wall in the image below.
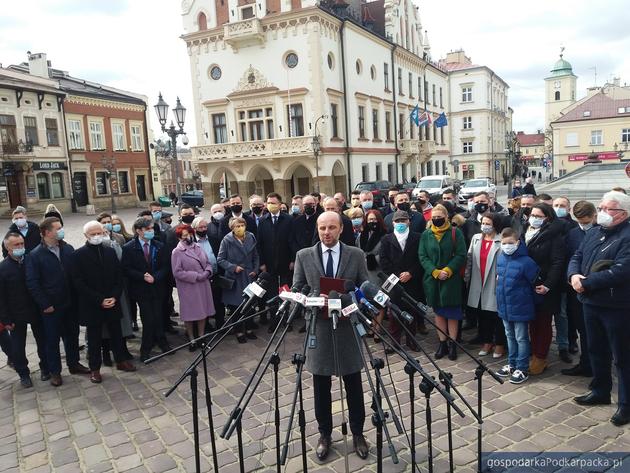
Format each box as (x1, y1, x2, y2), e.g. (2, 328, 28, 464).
(544, 73, 576, 131)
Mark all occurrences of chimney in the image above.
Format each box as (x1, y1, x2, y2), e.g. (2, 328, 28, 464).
(27, 52, 50, 78)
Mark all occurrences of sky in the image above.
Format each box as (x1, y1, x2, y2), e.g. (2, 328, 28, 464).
(2, 0, 629, 143)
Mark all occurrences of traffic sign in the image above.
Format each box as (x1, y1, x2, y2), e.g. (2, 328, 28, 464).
(494, 159, 500, 170)
(625, 162, 630, 179)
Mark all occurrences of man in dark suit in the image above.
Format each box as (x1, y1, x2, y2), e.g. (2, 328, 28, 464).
(290, 195, 320, 258)
(245, 194, 266, 228)
(380, 187, 399, 218)
(122, 218, 172, 362)
(292, 211, 370, 461)
(220, 194, 257, 238)
(313, 197, 356, 247)
(25, 217, 89, 387)
(72, 221, 136, 382)
(208, 203, 226, 256)
(384, 191, 426, 233)
(2, 206, 41, 257)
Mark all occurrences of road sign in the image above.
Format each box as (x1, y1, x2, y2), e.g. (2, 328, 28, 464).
(495, 159, 500, 170)
(625, 162, 630, 179)
(452, 159, 460, 167)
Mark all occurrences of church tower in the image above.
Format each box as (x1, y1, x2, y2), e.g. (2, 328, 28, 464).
(544, 48, 577, 130)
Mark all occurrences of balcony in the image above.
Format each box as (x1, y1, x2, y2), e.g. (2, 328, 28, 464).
(193, 136, 312, 162)
(419, 140, 436, 156)
(400, 139, 419, 155)
(224, 18, 265, 49)
(1, 141, 34, 158)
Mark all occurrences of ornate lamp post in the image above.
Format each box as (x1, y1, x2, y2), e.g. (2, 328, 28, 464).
(154, 93, 189, 208)
(311, 114, 328, 192)
(504, 131, 521, 197)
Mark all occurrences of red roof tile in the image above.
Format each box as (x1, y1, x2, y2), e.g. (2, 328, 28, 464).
(516, 132, 544, 146)
(554, 92, 630, 123)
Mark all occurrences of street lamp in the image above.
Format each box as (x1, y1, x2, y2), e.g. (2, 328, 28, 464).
(311, 114, 328, 192)
(504, 131, 521, 198)
(101, 155, 117, 213)
(154, 93, 188, 208)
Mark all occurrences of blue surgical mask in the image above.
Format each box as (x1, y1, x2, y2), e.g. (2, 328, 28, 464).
(14, 218, 27, 228)
(501, 243, 518, 255)
(143, 230, 155, 241)
(55, 228, 65, 240)
(112, 224, 122, 233)
(394, 222, 408, 234)
(12, 248, 25, 258)
(528, 216, 545, 229)
(578, 222, 593, 232)
(104, 223, 113, 231)
(361, 201, 373, 210)
(152, 211, 162, 221)
(291, 205, 300, 215)
(554, 207, 568, 218)
(352, 218, 363, 227)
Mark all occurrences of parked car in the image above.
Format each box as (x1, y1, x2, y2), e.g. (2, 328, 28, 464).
(457, 178, 497, 203)
(401, 182, 417, 198)
(354, 180, 392, 207)
(181, 189, 204, 207)
(411, 175, 456, 202)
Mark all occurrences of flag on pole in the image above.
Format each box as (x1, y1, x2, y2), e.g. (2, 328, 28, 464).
(410, 105, 420, 126)
(418, 111, 432, 127)
(435, 112, 448, 128)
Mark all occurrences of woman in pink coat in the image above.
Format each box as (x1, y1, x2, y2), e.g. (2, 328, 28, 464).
(171, 224, 215, 350)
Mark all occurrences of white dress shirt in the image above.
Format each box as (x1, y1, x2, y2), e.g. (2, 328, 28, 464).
(321, 241, 341, 276)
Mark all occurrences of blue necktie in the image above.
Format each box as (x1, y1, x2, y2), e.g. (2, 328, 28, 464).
(325, 249, 334, 278)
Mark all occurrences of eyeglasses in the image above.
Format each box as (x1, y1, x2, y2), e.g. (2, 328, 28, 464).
(597, 207, 625, 213)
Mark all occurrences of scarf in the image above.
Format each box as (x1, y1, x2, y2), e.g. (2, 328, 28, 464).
(359, 228, 384, 252)
(430, 220, 451, 242)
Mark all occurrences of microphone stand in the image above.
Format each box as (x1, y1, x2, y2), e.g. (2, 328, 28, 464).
(439, 371, 455, 473)
(404, 361, 418, 473)
(331, 310, 350, 473)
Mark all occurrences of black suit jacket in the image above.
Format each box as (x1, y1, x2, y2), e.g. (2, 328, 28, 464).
(121, 238, 169, 301)
(257, 212, 294, 274)
(2, 221, 41, 257)
(379, 231, 425, 302)
(0, 256, 40, 324)
(290, 213, 318, 258)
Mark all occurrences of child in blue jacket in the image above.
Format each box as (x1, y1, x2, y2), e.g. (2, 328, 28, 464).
(495, 227, 539, 384)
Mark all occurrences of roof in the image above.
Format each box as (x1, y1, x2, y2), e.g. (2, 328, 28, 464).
(0, 69, 63, 96)
(550, 56, 573, 77)
(439, 62, 480, 72)
(516, 132, 544, 146)
(553, 91, 630, 123)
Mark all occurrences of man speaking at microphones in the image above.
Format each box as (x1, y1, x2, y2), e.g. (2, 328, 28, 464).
(292, 211, 370, 461)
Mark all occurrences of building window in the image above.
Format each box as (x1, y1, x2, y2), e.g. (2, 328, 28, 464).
(424, 80, 429, 102)
(198, 12, 207, 30)
(118, 171, 129, 193)
(285, 53, 299, 69)
(418, 77, 423, 101)
(555, 91, 560, 101)
(328, 53, 334, 70)
(410, 116, 415, 139)
(67, 119, 83, 149)
(463, 141, 473, 154)
(212, 113, 227, 143)
(89, 121, 104, 150)
(358, 106, 365, 138)
(433, 123, 438, 144)
(590, 130, 603, 146)
(37, 173, 50, 199)
(439, 87, 443, 108)
(387, 163, 394, 182)
(45, 118, 59, 146)
(408, 73, 413, 97)
(463, 116, 472, 129)
(362, 164, 369, 182)
(385, 112, 391, 140)
(384, 63, 389, 90)
(370, 65, 376, 80)
(622, 128, 630, 143)
(241, 5, 254, 19)
(432, 84, 436, 106)
(375, 163, 382, 180)
(398, 113, 404, 139)
(442, 160, 447, 175)
(130, 125, 143, 150)
(0, 114, 18, 151)
(95, 171, 109, 195)
(238, 108, 275, 140)
(566, 132, 578, 147)
(397, 68, 403, 94)
(51, 172, 65, 198)
(287, 104, 304, 137)
(248, 109, 264, 141)
(372, 109, 379, 139)
(331, 104, 339, 138)
(355, 59, 362, 75)
(265, 108, 274, 139)
(24, 116, 38, 146)
(440, 127, 444, 145)
(112, 123, 125, 151)
(462, 87, 473, 103)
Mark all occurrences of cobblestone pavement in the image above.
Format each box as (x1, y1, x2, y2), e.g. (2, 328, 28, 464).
(1, 208, 629, 472)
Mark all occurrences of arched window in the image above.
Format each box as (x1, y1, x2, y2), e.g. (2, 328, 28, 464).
(51, 172, 65, 198)
(442, 160, 447, 175)
(198, 12, 207, 31)
(554, 91, 560, 101)
(37, 173, 50, 200)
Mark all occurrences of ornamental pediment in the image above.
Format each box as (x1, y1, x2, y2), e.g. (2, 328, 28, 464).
(233, 65, 274, 93)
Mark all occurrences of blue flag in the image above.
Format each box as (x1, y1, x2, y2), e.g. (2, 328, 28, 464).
(410, 105, 420, 126)
(435, 112, 448, 128)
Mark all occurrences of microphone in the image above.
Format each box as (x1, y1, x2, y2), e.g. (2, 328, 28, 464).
(237, 272, 272, 317)
(275, 286, 301, 317)
(286, 285, 310, 325)
(377, 271, 429, 314)
(340, 294, 368, 336)
(306, 291, 325, 349)
(343, 280, 379, 316)
(328, 290, 342, 330)
(360, 281, 414, 324)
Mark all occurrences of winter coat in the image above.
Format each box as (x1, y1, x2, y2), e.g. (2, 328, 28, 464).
(121, 238, 169, 301)
(418, 225, 466, 308)
(384, 210, 427, 234)
(171, 241, 215, 321)
(465, 233, 502, 312)
(567, 220, 630, 309)
(0, 256, 40, 324)
(217, 231, 259, 307)
(496, 242, 539, 322)
(25, 241, 75, 312)
(379, 231, 425, 302)
(2, 221, 41, 257)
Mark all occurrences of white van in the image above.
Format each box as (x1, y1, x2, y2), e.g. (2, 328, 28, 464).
(412, 175, 455, 200)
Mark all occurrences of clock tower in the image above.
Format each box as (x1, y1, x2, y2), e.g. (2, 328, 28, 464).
(545, 48, 577, 130)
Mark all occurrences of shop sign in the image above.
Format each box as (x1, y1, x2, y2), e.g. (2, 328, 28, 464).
(33, 161, 67, 170)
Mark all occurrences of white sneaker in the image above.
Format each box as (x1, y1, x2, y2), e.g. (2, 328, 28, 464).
(509, 369, 529, 384)
(492, 351, 505, 359)
(496, 365, 513, 377)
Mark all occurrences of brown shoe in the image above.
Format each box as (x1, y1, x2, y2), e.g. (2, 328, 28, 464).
(529, 356, 548, 375)
(90, 371, 102, 383)
(50, 374, 63, 387)
(116, 361, 137, 372)
(353, 434, 369, 459)
(69, 363, 90, 375)
(315, 435, 331, 461)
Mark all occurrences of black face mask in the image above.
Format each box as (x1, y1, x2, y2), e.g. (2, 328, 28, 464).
(196, 230, 207, 238)
(230, 204, 243, 215)
(397, 202, 411, 212)
(475, 202, 489, 214)
(367, 221, 379, 231)
(252, 206, 264, 215)
(181, 214, 195, 224)
(304, 206, 316, 216)
(521, 207, 532, 217)
(432, 217, 446, 227)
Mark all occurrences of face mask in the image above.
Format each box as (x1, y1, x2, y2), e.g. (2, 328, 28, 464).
(196, 230, 207, 238)
(233, 227, 246, 238)
(361, 201, 373, 211)
(367, 221, 379, 231)
(12, 248, 25, 258)
(103, 223, 113, 232)
(467, 201, 475, 211)
(112, 224, 122, 233)
(597, 211, 614, 228)
(102, 235, 110, 242)
(252, 206, 264, 215)
(418, 199, 427, 206)
(352, 218, 363, 227)
(152, 211, 162, 221)
(578, 222, 593, 232)
(267, 204, 279, 214)
(55, 228, 65, 241)
(475, 202, 489, 214)
(397, 202, 411, 212)
(14, 218, 27, 227)
(481, 224, 494, 234)
(528, 216, 545, 228)
(143, 230, 155, 241)
(230, 204, 243, 215)
(501, 243, 518, 255)
(432, 217, 446, 227)
(394, 222, 408, 234)
(521, 207, 532, 217)
(291, 205, 300, 214)
(213, 212, 225, 221)
(88, 235, 104, 245)
(351, 198, 360, 207)
(304, 206, 316, 216)
(554, 207, 568, 218)
(184, 236, 194, 245)
(181, 214, 195, 224)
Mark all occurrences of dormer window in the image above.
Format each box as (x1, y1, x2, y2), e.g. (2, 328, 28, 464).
(583, 111, 591, 117)
(240, 6, 254, 19)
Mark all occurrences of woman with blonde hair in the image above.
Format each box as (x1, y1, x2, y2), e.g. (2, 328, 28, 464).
(111, 215, 134, 242)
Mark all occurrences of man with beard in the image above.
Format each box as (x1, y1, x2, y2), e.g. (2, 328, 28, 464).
(384, 192, 427, 233)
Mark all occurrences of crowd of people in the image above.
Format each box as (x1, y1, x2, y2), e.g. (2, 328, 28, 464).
(1, 181, 629, 429)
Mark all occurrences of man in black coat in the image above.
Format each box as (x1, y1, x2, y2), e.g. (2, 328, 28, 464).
(25, 217, 89, 387)
(2, 206, 41, 257)
(379, 211, 427, 350)
(0, 232, 47, 388)
(208, 203, 226, 255)
(290, 194, 319, 258)
(220, 194, 257, 238)
(384, 192, 427, 233)
(72, 221, 136, 382)
(122, 218, 172, 362)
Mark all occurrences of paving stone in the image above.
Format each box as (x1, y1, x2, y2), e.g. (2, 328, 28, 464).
(144, 453, 177, 472)
(114, 453, 143, 471)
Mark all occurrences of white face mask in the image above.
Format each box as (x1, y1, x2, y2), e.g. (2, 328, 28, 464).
(597, 211, 614, 228)
(88, 235, 104, 245)
(528, 216, 545, 229)
(501, 243, 519, 255)
(578, 222, 594, 232)
(213, 212, 225, 221)
(13, 218, 27, 228)
(480, 224, 494, 235)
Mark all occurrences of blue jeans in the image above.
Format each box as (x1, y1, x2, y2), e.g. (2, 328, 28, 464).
(41, 309, 80, 375)
(554, 293, 569, 350)
(503, 320, 530, 372)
